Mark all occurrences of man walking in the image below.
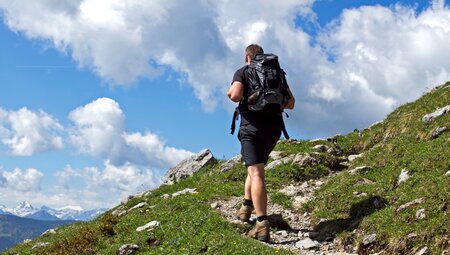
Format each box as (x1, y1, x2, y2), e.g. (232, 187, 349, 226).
(227, 44, 295, 242)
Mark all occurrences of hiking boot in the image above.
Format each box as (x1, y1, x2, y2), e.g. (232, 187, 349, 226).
(236, 205, 253, 222)
(248, 220, 270, 242)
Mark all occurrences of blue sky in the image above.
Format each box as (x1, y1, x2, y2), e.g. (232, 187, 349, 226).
(0, 0, 448, 209)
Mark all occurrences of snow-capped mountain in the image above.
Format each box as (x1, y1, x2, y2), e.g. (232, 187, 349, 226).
(0, 201, 107, 221)
(3, 201, 39, 217)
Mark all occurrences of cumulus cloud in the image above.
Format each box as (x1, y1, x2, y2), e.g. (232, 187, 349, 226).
(51, 162, 161, 208)
(0, 163, 158, 208)
(0, 168, 44, 192)
(1, 0, 450, 138)
(0, 107, 64, 155)
(69, 97, 193, 169)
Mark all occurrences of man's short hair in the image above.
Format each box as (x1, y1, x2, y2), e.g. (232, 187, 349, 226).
(246, 44, 264, 59)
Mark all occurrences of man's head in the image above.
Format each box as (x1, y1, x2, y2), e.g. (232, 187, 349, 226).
(245, 44, 264, 63)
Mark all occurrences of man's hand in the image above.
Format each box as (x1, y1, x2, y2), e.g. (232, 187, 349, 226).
(227, 81, 244, 102)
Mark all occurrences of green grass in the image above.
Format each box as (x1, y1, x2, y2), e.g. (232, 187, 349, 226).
(4, 83, 449, 254)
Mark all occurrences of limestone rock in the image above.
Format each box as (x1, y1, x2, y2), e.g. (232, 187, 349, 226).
(172, 188, 197, 198)
(362, 233, 377, 245)
(22, 239, 32, 244)
(414, 246, 429, 255)
(291, 153, 318, 168)
(431, 126, 447, 139)
(296, 238, 318, 249)
(136, 221, 160, 232)
(128, 202, 148, 212)
(353, 192, 368, 197)
(348, 153, 363, 162)
(266, 154, 295, 171)
(327, 146, 343, 156)
(422, 105, 450, 122)
(163, 149, 217, 184)
(41, 228, 56, 236)
(118, 244, 140, 255)
(397, 198, 425, 212)
(269, 151, 285, 161)
(161, 194, 170, 199)
(354, 178, 374, 186)
(313, 144, 329, 152)
(416, 208, 426, 219)
(398, 169, 411, 184)
(32, 242, 49, 249)
(446, 170, 450, 176)
(112, 208, 127, 217)
(349, 166, 371, 175)
(219, 154, 242, 172)
(210, 202, 219, 209)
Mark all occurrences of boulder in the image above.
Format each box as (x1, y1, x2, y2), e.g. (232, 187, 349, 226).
(422, 105, 450, 123)
(269, 151, 285, 161)
(136, 221, 160, 232)
(295, 238, 318, 249)
(348, 166, 371, 175)
(219, 154, 242, 172)
(327, 146, 343, 156)
(362, 233, 377, 245)
(32, 242, 49, 249)
(118, 244, 139, 255)
(163, 149, 217, 184)
(172, 188, 197, 198)
(416, 208, 426, 220)
(397, 198, 425, 212)
(313, 144, 329, 152)
(398, 169, 411, 184)
(348, 153, 363, 162)
(431, 126, 447, 139)
(41, 228, 57, 236)
(128, 202, 148, 212)
(291, 153, 318, 168)
(266, 155, 295, 171)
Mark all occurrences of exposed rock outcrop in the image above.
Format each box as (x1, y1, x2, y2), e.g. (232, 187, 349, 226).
(422, 105, 450, 123)
(163, 149, 217, 184)
(220, 154, 242, 172)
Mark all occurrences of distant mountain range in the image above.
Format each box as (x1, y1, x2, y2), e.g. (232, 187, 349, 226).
(0, 202, 108, 252)
(0, 201, 107, 221)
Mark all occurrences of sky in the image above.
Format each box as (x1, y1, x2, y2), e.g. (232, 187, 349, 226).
(0, 0, 449, 209)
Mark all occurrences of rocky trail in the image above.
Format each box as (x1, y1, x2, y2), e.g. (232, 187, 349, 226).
(211, 174, 358, 255)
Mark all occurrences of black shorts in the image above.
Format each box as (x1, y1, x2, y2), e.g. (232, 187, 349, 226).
(238, 124, 281, 166)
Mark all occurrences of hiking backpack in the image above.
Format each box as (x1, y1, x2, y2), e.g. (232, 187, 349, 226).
(245, 53, 290, 113)
(230, 53, 291, 139)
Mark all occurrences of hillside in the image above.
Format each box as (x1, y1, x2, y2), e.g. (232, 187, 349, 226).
(0, 215, 75, 252)
(3, 83, 449, 255)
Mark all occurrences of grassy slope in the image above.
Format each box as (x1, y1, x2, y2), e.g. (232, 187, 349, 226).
(3, 83, 449, 255)
(310, 83, 449, 253)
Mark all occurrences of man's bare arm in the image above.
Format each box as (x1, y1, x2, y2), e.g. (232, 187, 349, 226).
(284, 88, 295, 110)
(227, 81, 244, 102)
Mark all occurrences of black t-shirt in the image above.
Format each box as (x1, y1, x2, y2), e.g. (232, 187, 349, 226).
(232, 65, 283, 127)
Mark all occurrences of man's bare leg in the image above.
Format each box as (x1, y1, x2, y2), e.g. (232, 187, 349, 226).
(247, 163, 267, 216)
(244, 173, 252, 201)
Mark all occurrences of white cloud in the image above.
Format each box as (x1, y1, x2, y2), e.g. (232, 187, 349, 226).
(69, 97, 193, 169)
(51, 162, 161, 208)
(0, 168, 44, 192)
(0, 107, 64, 155)
(1, 0, 450, 138)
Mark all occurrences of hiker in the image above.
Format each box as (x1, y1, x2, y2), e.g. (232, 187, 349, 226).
(227, 44, 295, 242)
